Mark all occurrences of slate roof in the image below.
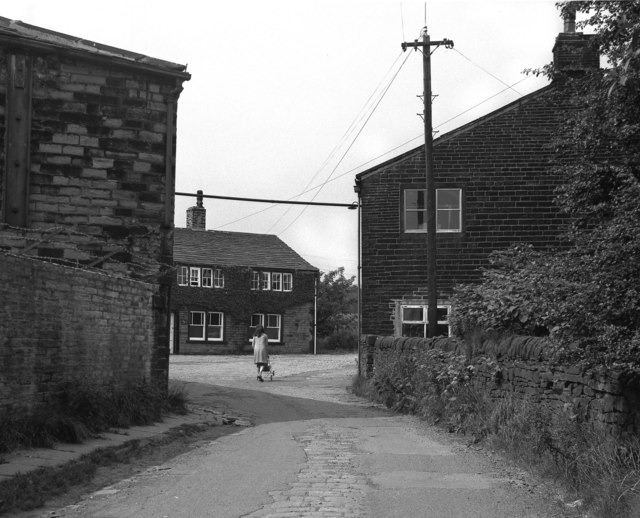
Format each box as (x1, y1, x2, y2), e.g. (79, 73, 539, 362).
(174, 228, 318, 272)
(0, 17, 190, 78)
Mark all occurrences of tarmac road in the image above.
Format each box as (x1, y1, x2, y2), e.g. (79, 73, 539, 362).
(37, 354, 577, 518)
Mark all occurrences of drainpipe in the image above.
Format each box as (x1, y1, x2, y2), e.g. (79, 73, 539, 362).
(314, 274, 318, 355)
(354, 179, 362, 373)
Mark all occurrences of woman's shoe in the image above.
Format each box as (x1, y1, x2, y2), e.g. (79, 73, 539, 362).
(258, 376, 264, 382)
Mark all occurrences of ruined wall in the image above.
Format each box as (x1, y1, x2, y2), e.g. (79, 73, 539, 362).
(0, 253, 164, 416)
(362, 334, 640, 436)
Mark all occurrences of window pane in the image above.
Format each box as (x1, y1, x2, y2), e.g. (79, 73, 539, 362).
(202, 268, 212, 287)
(251, 314, 263, 327)
(190, 268, 200, 287)
(208, 313, 221, 326)
(177, 266, 188, 285)
(437, 210, 460, 231)
(261, 272, 270, 290)
(188, 311, 205, 340)
(405, 190, 425, 210)
(214, 269, 224, 288)
(437, 189, 460, 209)
(406, 211, 426, 231)
(251, 271, 260, 290)
(267, 314, 280, 328)
(272, 273, 282, 291)
(402, 307, 424, 322)
(436, 306, 449, 322)
(283, 273, 293, 291)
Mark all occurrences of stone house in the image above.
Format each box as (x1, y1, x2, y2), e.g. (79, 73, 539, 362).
(0, 17, 189, 415)
(355, 14, 599, 338)
(171, 195, 319, 354)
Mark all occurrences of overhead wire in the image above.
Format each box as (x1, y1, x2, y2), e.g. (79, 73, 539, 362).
(209, 47, 535, 233)
(265, 50, 407, 233)
(275, 50, 413, 237)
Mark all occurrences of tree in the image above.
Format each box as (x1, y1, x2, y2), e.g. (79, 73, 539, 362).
(316, 267, 358, 350)
(451, 1, 640, 369)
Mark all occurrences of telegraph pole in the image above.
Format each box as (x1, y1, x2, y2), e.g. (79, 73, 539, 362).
(402, 28, 453, 337)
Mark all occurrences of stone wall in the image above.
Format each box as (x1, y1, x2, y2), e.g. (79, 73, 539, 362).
(0, 253, 165, 416)
(362, 334, 640, 436)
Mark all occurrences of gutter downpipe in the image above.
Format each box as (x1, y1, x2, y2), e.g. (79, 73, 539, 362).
(314, 274, 318, 355)
(354, 180, 362, 374)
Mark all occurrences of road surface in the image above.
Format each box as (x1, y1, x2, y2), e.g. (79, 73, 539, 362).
(31, 354, 576, 518)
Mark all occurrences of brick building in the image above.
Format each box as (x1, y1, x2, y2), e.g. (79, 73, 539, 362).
(0, 18, 190, 415)
(171, 195, 319, 354)
(355, 14, 599, 338)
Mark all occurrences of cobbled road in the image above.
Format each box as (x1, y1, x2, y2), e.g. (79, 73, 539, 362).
(38, 354, 577, 518)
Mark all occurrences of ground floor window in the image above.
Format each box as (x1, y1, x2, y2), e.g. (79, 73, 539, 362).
(188, 310, 224, 341)
(249, 313, 282, 342)
(400, 305, 450, 337)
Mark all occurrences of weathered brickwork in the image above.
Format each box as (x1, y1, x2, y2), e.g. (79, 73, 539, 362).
(357, 87, 575, 337)
(172, 266, 316, 354)
(363, 335, 640, 436)
(0, 253, 163, 416)
(0, 20, 189, 415)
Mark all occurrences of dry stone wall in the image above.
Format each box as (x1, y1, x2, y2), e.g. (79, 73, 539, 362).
(362, 334, 640, 436)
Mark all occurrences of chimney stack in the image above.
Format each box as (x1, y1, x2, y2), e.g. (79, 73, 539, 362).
(553, 7, 599, 74)
(186, 190, 206, 230)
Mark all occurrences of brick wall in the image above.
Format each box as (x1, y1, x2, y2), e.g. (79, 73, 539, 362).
(0, 253, 165, 416)
(358, 87, 574, 336)
(172, 266, 316, 354)
(0, 44, 188, 273)
(362, 334, 640, 436)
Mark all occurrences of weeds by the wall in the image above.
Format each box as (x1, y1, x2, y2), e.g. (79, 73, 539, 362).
(0, 380, 189, 455)
(353, 347, 640, 518)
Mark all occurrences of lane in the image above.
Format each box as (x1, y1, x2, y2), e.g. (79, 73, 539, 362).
(35, 355, 574, 518)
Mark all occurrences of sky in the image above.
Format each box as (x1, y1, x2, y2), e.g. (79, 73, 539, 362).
(5, 0, 575, 279)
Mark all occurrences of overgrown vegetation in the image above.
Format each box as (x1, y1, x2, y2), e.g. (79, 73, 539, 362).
(451, 0, 640, 372)
(353, 346, 640, 518)
(0, 380, 189, 455)
(316, 267, 358, 352)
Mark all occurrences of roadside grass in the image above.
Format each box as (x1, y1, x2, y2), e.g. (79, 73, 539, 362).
(0, 381, 191, 515)
(0, 381, 189, 456)
(352, 364, 640, 518)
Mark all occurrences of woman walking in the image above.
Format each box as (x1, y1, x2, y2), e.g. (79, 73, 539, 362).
(252, 324, 269, 382)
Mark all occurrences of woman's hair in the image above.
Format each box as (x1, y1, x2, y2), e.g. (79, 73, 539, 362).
(254, 324, 265, 336)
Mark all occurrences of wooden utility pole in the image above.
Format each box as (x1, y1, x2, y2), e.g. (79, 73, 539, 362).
(402, 28, 453, 337)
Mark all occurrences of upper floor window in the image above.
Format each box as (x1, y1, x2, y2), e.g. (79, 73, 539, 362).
(404, 189, 462, 233)
(190, 267, 201, 287)
(261, 271, 271, 291)
(177, 266, 189, 286)
(202, 268, 213, 288)
(283, 273, 293, 292)
(271, 272, 282, 291)
(213, 268, 224, 288)
(251, 271, 260, 291)
(400, 304, 450, 337)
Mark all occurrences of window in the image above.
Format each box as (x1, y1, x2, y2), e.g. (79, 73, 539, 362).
(400, 305, 450, 337)
(251, 271, 260, 290)
(177, 266, 189, 286)
(283, 273, 293, 292)
(207, 312, 224, 341)
(261, 272, 271, 291)
(188, 311, 205, 340)
(189, 267, 201, 287)
(249, 313, 282, 342)
(214, 268, 224, 288)
(202, 268, 213, 288)
(271, 272, 282, 291)
(404, 189, 462, 233)
(189, 311, 224, 341)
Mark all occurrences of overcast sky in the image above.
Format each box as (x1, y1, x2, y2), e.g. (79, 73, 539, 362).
(6, 1, 573, 278)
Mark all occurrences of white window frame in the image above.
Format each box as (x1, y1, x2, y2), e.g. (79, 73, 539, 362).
(207, 312, 224, 341)
(189, 267, 201, 287)
(201, 268, 213, 288)
(214, 268, 224, 288)
(188, 311, 205, 341)
(400, 304, 450, 337)
(261, 271, 271, 291)
(283, 273, 293, 292)
(249, 313, 282, 342)
(250, 271, 260, 291)
(177, 266, 189, 286)
(271, 272, 282, 291)
(404, 189, 462, 233)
